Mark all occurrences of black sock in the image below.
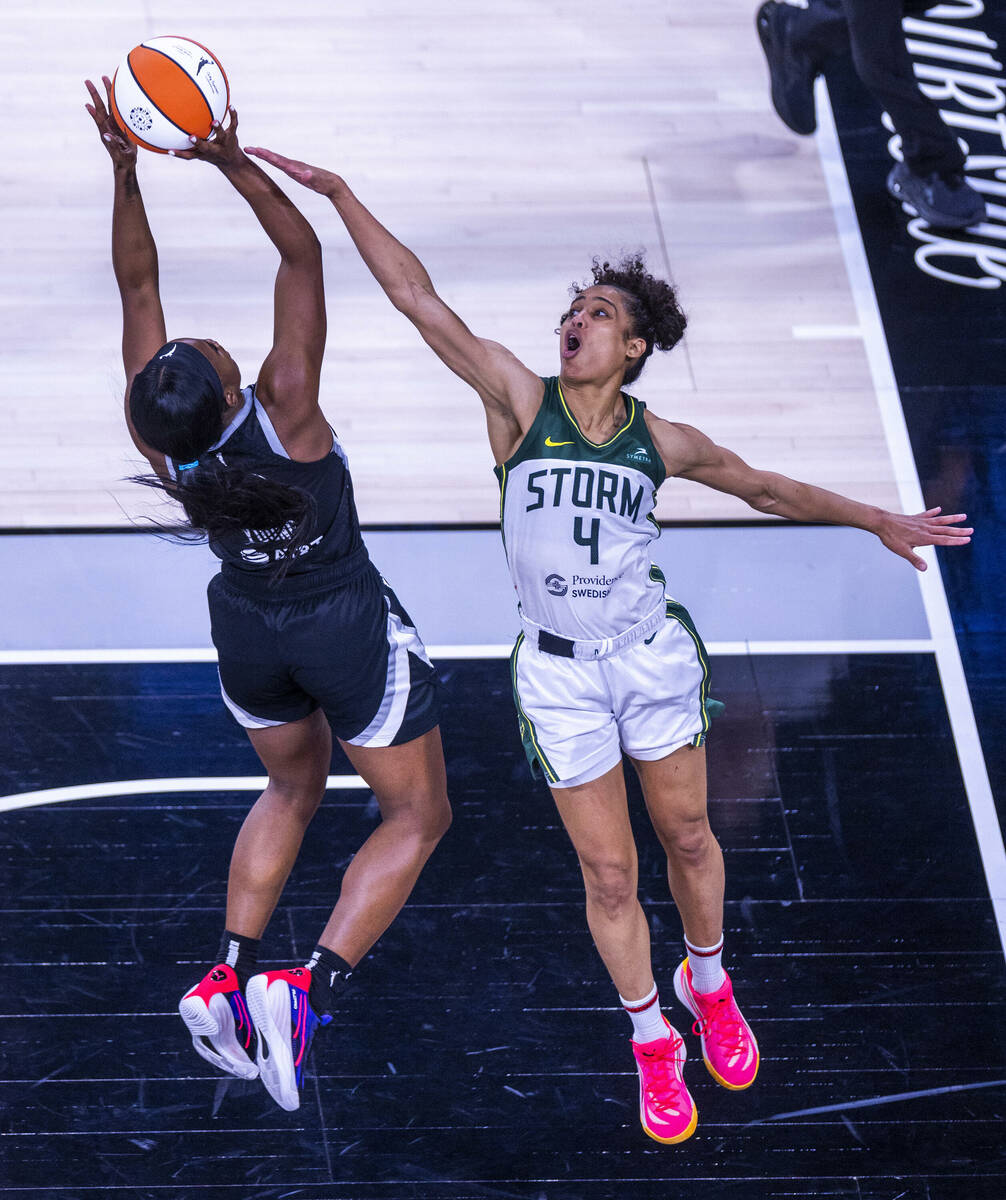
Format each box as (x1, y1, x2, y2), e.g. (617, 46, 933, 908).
(304, 945, 354, 1016)
(216, 929, 260, 989)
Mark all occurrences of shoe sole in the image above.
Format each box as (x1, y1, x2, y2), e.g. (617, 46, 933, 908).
(178, 991, 259, 1080)
(673, 962, 760, 1091)
(641, 1103, 698, 1145)
(245, 975, 300, 1111)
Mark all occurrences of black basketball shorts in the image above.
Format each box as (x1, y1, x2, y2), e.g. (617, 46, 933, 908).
(207, 556, 440, 747)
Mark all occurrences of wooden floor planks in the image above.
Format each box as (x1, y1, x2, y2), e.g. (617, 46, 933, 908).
(2, 0, 899, 526)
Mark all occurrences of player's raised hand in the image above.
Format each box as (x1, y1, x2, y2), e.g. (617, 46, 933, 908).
(244, 147, 341, 197)
(169, 106, 245, 170)
(876, 507, 973, 571)
(84, 76, 136, 168)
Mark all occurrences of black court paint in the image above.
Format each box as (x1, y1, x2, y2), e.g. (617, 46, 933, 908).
(825, 3, 1006, 841)
(0, 657, 1003, 1198)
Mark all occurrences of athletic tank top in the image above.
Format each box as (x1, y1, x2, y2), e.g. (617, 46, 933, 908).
(494, 377, 667, 640)
(166, 384, 365, 576)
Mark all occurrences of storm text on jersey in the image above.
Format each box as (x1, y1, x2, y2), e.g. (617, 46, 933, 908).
(524, 466, 645, 521)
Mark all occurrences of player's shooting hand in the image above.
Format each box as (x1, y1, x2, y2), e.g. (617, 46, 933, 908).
(84, 76, 137, 168)
(171, 106, 245, 169)
(244, 147, 342, 198)
(877, 507, 972, 571)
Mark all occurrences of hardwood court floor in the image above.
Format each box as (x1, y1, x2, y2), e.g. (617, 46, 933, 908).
(4, 0, 898, 526)
(1, 655, 1003, 1199)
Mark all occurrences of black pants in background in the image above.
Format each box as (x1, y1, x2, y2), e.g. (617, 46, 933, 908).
(791, 0, 965, 176)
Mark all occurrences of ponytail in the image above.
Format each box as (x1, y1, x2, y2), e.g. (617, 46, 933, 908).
(131, 459, 316, 581)
(128, 341, 316, 580)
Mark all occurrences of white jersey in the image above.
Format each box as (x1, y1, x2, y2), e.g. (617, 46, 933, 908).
(495, 377, 667, 641)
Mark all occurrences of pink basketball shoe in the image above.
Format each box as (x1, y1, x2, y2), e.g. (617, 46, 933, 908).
(631, 1019, 698, 1144)
(673, 958, 759, 1090)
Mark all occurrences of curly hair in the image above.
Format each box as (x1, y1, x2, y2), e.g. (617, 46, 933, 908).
(569, 252, 687, 385)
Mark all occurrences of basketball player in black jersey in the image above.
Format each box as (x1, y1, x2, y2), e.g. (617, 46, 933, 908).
(85, 79, 451, 1112)
(248, 143, 973, 1142)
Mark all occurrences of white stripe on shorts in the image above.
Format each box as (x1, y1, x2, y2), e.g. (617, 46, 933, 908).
(218, 670, 288, 730)
(347, 599, 430, 748)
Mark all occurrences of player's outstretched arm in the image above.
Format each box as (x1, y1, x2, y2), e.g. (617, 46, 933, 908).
(652, 417, 972, 571)
(176, 113, 326, 434)
(85, 76, 166, 467)
(244, 146, 543, 460)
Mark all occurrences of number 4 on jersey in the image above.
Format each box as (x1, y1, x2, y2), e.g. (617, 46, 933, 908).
(574, 517, 600, 565)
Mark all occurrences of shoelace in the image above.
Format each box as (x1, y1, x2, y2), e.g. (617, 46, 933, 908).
(692, 995, 746, 1055)
(639, 1035, 688, 1113)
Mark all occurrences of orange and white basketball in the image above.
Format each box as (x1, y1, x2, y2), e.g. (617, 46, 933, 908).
(111, 36, 230, 154)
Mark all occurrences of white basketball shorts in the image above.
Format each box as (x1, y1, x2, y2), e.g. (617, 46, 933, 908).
(509, 599, 712, 788)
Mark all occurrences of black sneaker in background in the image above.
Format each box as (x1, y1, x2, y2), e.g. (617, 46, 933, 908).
(756, 0, 820, 135)
(886, 162, 987, 230)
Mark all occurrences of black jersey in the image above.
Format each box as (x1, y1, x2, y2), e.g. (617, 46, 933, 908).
(167, 384, 366, 577)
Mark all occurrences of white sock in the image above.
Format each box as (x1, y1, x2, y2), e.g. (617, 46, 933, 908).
(619, 983, 669, 1044)
(684, 936, 726, 994)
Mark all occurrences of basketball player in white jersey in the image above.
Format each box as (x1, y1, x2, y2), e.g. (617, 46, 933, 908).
(248, 146, 972, 1144)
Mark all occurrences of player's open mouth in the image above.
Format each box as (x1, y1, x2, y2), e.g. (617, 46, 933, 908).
(562, 332, 581, 359)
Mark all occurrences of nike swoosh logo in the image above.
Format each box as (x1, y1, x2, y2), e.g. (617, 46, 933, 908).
(545, 436, 574, 447)
(158, 344, 178, 360)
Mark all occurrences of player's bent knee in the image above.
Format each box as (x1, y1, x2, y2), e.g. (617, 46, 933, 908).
(581, 860, 637, 920)
(662, 818, 716, 866)
(419, 793, 452, 843)
(380, 787, 452, 843)
(262, 776, 326, 821)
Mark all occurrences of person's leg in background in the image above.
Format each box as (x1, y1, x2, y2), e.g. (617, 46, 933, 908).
(843, 0, 986, 228)
(755, 0, 986, 227)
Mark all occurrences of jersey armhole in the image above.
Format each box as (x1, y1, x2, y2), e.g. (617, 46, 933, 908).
(638, 404, 670, 489)
(497, 377, 555, 474)
(254, 390, 338, 464)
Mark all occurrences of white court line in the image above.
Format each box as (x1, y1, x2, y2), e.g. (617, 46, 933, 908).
(0, 776, 369, 814)
(0, 636, 941, 814)
(734, 639, 936, 655)
(0, 638, 936, 665)
(816, 79, 1006, 956)
(0, 637, 941, 815)
(0, 648, 220, 664)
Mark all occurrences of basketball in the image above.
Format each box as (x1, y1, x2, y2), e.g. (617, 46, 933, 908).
(110, 36, 230, 154)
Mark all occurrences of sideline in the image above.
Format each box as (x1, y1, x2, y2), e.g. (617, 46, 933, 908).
(816, 78, 1006, 956)
(0, 638, 936, 665)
